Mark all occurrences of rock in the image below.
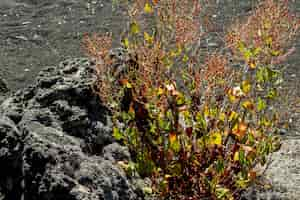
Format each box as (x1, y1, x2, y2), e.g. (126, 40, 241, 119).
(0, 77, 9, 104)
(102, 143, 131, 163)
(0, 116, 23, 200)
(0, 57, 147, 200)
(242, 139, 300, 200)
(0, 77, 9, 94)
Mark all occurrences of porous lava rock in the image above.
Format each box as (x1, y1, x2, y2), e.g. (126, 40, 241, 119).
(0, 58, 145, 200)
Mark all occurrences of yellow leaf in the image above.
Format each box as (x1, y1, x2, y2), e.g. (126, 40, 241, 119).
(249, 61, 256, 69)
(204, 106, 210, 117)
(169, 50, 177, 57)
(228, 111, 238, 122)
(219, 112, 226, 122)
(253, 47, 261, 56)
(176, 45, 182, 55)
(234, 151, 239, 161)
(270, 50, 280, 56)
(130, 22, 140, 35)
(123, 38, 129, 48)
(228, 91, 236, 102)
(125, 82, 132, 88)
(241, 80, 251, 94)
(165, 174, 172, 179)
(265, 36, 272, 46)
(263, 21, 271, 29)
(157, 87, 164, 96)
(210, 132, 222, 145)
(144, 2, 153, 14)
(242, 100, 255, 111)
(144, 32, 153, 44)
(182, 54, 189, 62)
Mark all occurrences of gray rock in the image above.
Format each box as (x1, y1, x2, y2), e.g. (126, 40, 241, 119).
(0, 77, 8, 94)
(0, 58, 147, 200)
(0, 116, 23, 200)
(242, 139, 300, 200)
(0, 77, 9, 104)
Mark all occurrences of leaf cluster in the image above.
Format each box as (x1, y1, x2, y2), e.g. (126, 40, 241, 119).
(83, 0, 299, 199)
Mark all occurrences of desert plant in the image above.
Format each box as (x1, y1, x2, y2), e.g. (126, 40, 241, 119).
(83, 0, 299, 199)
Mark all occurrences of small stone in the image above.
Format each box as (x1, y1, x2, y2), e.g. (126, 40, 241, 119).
(0, 78, 9, 93)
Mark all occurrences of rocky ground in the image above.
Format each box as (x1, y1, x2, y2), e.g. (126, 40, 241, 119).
(0, 0, 127, 92)
(0, 0, 300, 200)
(0, 58, 150, 200)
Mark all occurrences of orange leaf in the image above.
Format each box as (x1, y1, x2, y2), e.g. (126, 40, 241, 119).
(248, 170, 257, 180)
(119, 79, 128, 85)
(232, 122, 248, 138)
(169, 132, 177, 143)
(152, 0, 159, 5)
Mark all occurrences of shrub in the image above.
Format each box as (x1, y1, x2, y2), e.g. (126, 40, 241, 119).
(83, 0, 299, 199)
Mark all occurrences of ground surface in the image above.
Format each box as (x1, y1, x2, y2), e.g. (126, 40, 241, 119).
(0, 0, 299, 199)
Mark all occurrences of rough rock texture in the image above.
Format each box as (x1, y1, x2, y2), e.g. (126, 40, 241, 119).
(241, 137, 300, 200)
(0, 77, 9, 104)
(0, 58, 145, 200)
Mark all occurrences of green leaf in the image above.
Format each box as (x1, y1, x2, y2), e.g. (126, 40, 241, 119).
(243, 50, 252, 61)
(216, 186, 230, 199)
(216, 159, 224, 174)
(239, 150, 246, 165)
(169, 133, 181, 153)
(168, 163, 182, 175)
(257, 97, 266, 111)
(158, 118, 170, 131)
(238, 41, 246, 53)
(113, 127, 123, 140)
(162, 56, 173, 68)
(196, 112, 207, 130)
(267, 88, 277, 99)
(176, 93, 185, 106)
(256, 67, 268, 83)
(235, 174, 250, 189)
